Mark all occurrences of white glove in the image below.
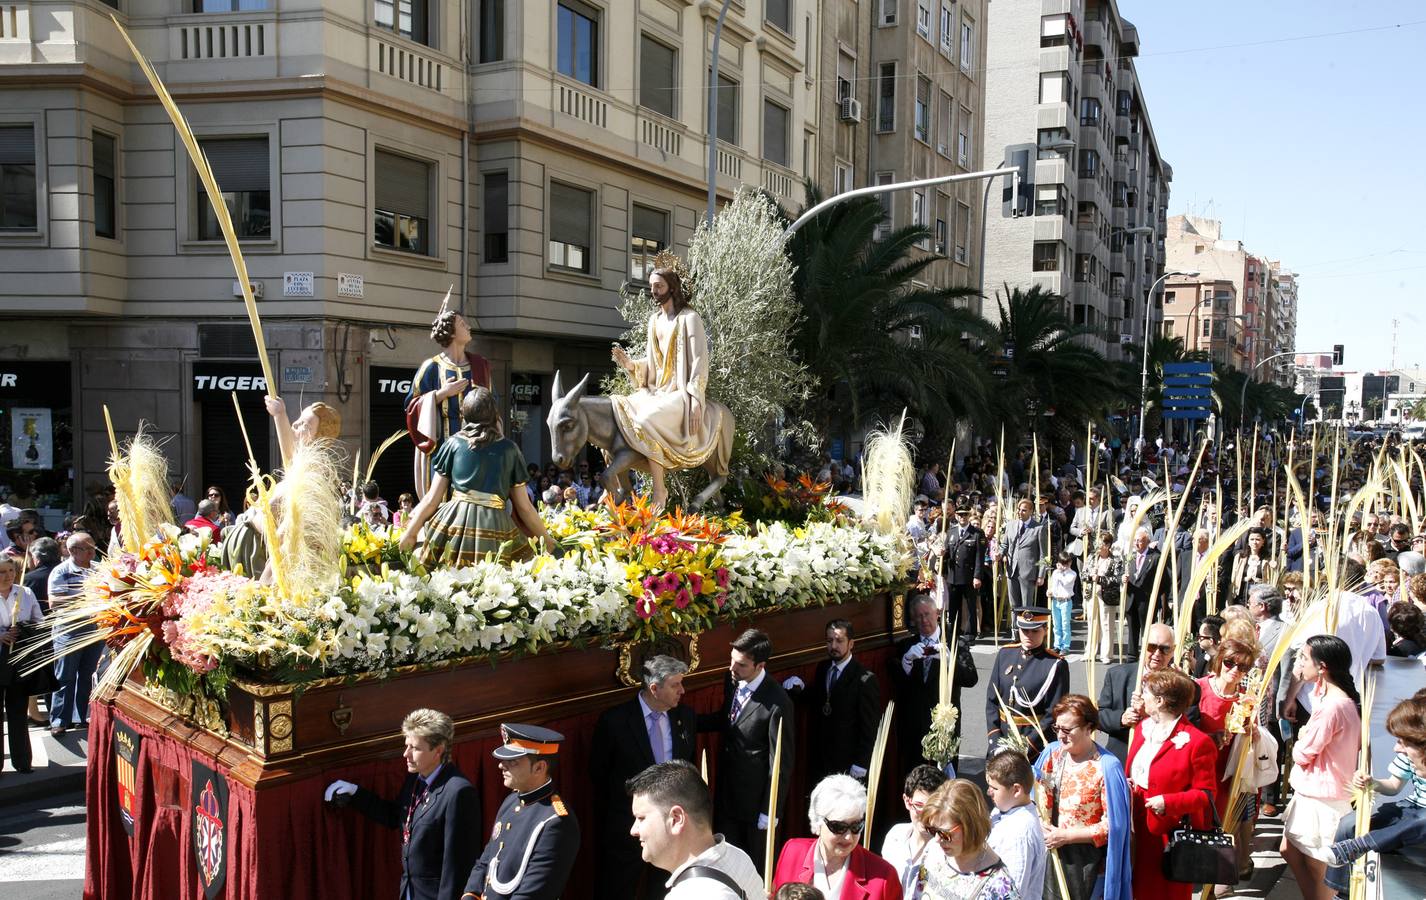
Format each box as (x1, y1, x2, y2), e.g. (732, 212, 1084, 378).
(325, 779, 358, 801)
(757, 813, 769, 830)
(901, 643, 926, 674)
(781, 676, 806, 691)
(849, 765, 868, 779)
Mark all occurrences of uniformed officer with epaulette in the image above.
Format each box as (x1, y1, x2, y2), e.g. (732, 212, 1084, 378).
(984, 607, 1069, 758)
(461, 723, 580, 900)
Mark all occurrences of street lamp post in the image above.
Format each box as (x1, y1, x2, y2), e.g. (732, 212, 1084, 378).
(784, 166, 1020, 238)
(1237, 348, 1333, 427)
(1137, 268, 1198, 452)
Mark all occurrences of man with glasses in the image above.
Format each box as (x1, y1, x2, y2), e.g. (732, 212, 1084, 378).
(2, 516, 40, 563)
(878, 764, 949, 898)
(1097, 622, 1199, 762)
(48, 532, 100, 737)
(984, 607, 1068, 757)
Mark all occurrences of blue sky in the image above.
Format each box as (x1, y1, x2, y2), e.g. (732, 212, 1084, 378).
(1127, 1, 1426, 373)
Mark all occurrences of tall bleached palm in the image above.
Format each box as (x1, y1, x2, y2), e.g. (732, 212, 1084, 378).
(782, 185, 992, 439)
(989, 284, 1120, 447)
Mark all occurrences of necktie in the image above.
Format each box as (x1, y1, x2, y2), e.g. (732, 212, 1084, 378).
(729, 685, 748, 722)
(922, 639, 935, 683)
(1137, 551, 1146, 573)
(647, 710, 667, 763)
(403, 778, 430, 844)
(828, 664, 841, 694)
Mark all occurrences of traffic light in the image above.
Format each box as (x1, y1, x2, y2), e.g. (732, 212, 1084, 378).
(1002, 145, 1034, 217)
(1332, 344, 1344, 366)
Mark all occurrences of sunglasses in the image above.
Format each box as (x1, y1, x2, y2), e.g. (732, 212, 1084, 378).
(1053, 723, 1082, 737)
(1222, 660, 1251, 672)
(823, 818, 865, 836)
(1146, 642, 1174, 654)
(927, 823, 963, 842)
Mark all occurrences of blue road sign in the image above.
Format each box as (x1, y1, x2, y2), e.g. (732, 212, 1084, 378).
(1163, 362, 1213, 375)
(1163, 409, 1212, 420)
(1162, 398, 1214, 408)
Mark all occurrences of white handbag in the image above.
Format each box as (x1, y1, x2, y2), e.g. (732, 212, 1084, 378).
(1236, 726, 1280, 791)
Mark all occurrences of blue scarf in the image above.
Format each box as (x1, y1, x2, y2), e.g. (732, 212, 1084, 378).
(1033, 741, 1134, 900)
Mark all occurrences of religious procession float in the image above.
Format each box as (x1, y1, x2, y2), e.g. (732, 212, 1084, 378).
(41, 21, 939, 900)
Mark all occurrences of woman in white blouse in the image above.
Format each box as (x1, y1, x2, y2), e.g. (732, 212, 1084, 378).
(0, 555, 44, 775)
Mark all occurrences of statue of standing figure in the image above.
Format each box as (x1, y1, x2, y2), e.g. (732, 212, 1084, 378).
(548, 267, 733, 511)
(405, 290, 493, 497)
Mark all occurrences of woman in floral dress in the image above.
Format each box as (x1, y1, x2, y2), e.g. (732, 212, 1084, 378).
(1034, 695, 1133, 900)
(917, 779, 1020, 900)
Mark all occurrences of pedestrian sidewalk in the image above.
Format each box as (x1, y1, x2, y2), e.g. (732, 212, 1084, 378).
(0, 719, 89, 805)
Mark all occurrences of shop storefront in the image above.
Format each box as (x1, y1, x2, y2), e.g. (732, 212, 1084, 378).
(0, 360, 75, 529)
(368, 366, 419, 503)
(191, 361, 272, 508)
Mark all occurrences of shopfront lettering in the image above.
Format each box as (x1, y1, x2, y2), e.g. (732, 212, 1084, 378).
(1, 374, 16, 387)
(377, 379, 413, 395)
(194, 375, 269, 392)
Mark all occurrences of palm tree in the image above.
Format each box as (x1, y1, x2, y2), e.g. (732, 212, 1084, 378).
(1400, 397, 1426, 422)
(987, 285, 1120, 450)
(783, 184, 992, 444)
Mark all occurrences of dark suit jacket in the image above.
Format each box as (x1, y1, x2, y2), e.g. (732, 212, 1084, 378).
(1097, 662, 1202, 762)
(799, 657, 881, 780)
(1123, 548, 1162, 606)
(698, 673, 794, 822)
(937, 523, 987, 586)
(589, 694, 696, 898)
(888, 631, 978, 767)
(346, 764, 481, 900)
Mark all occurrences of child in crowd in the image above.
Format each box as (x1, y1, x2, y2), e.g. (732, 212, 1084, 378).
(1325, 692, 1426, 896)
(985, 750, 1047, 900)
(1048, 551, 1078, 655)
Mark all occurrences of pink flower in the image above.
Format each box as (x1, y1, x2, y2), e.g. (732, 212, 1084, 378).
(658, 572, 681, 595)
(673, 588, 692, 609)
(715, 568, 730, 589)
(635, 592, 657, 619)
(715, 592, 728, 609)
(688, 572, 704, 594)
(642, 575, 659, 592)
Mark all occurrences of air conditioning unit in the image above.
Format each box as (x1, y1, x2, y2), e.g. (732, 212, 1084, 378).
(838, 97, 863, 123)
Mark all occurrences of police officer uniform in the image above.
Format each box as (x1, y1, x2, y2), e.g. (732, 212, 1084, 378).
(984, 607, 1069, 757)
(461, 724, 580, 900)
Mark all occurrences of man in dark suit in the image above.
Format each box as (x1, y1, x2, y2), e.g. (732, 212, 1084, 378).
(1095, 623, 1197, 761)
(589, 655, 696, 900)
(697, 628, 794, 872)
(999, 498, 1048, 607)
(936, 503, 987, 637)
(1175, 527, 1222, 628)
(1122, 526, 1163, 655)
(890, 593, 978, 779)
(782, 618, 881, 785)
(325, 708, 481, 900)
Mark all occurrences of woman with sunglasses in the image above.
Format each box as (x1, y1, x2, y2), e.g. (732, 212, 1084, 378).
(1194, 637, 1262, 887)
(915, 779, 1020, 900)
(203, 486, 234, 528)
(1126, 668, 1217, 900)
(771, 773, 902, 900)
(1033, 694, 1133, 900)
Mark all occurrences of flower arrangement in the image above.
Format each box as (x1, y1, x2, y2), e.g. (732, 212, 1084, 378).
(341, 521, 408, 573)
(921, 703, 961, 767)
(1224, 668, 1263, 734)
(738, 473, 851, 525)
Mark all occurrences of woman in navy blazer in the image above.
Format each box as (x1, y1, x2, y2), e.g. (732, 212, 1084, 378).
(1126, 668, 1218, 900)
(772, 774, 903, 900)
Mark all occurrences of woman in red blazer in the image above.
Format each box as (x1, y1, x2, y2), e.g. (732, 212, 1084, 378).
(772, 774, 903, 900)
(1126, 668, 1219, 900)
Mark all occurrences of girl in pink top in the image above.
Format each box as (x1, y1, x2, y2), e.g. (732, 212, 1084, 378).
(1280, 634, 1363, 900)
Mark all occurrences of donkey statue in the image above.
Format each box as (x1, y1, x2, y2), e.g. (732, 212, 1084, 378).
(546, 370, 733, 510)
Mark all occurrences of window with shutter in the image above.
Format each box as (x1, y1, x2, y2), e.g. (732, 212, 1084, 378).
(548, 182, 593, 274)
(0, 125, 37, 232)
(716, 74, 739, 145)
(483, 171, 508, 263)
(762, 100, 789, 167)
(639, 35, 677, 119)
(373, 148, 432, 255)
(630, 204, 667, 282)
(196, 137, 270, 241)
(765, 0, 791, 33)
(557, 0, 600, 87)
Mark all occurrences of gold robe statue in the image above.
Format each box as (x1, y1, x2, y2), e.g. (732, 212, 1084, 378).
(610, 307, 725, 471)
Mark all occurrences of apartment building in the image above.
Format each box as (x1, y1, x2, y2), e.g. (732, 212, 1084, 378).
(979, 0, 1171, 360)
(0, 0, 819, 510)
(1162, 215, 1297, 382)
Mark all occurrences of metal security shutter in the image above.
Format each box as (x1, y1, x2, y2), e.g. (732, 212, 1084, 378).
(376, 150, 430, 219)
(201, 392, 271, 508)
(632, 204, 666, 244)
(200, 138, 269, 192)
(549, 182, 591, 246)
(0, 126, 34, 165)
(639, 35, 676, 118)
(93, 132, 115, 177)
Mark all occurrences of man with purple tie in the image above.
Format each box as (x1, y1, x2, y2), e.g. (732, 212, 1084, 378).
(589, 655, 697, 900)
(697, 628, 794, 873)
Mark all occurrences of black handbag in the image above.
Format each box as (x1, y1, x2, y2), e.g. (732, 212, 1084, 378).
(17, 622, 58, 697)
(1162, 789, 1237, 885)
(1098, 573, 1121, 607)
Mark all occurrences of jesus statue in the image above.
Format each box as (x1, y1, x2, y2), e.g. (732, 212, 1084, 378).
(609, 267, 726, 511)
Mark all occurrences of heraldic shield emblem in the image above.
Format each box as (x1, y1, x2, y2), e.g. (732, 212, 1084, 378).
(190, 760, 229, 898)
(112, 719, 142, 836)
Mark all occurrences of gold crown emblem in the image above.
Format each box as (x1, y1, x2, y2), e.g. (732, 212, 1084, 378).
(651, 248, 689, 282)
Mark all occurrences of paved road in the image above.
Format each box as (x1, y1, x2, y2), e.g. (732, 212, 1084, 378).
(0, 787, 86, 898)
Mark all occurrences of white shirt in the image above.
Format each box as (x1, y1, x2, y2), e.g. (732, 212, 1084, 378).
(1, 584, 43, 627)
(880, 822, 932, 900)
(812, 841, 850, 900)
(1291, 590, 1387, 708)
(987, 803, 1046, 900)
(1048, 568, 1077, 601)
(665, 836, 765, 900)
